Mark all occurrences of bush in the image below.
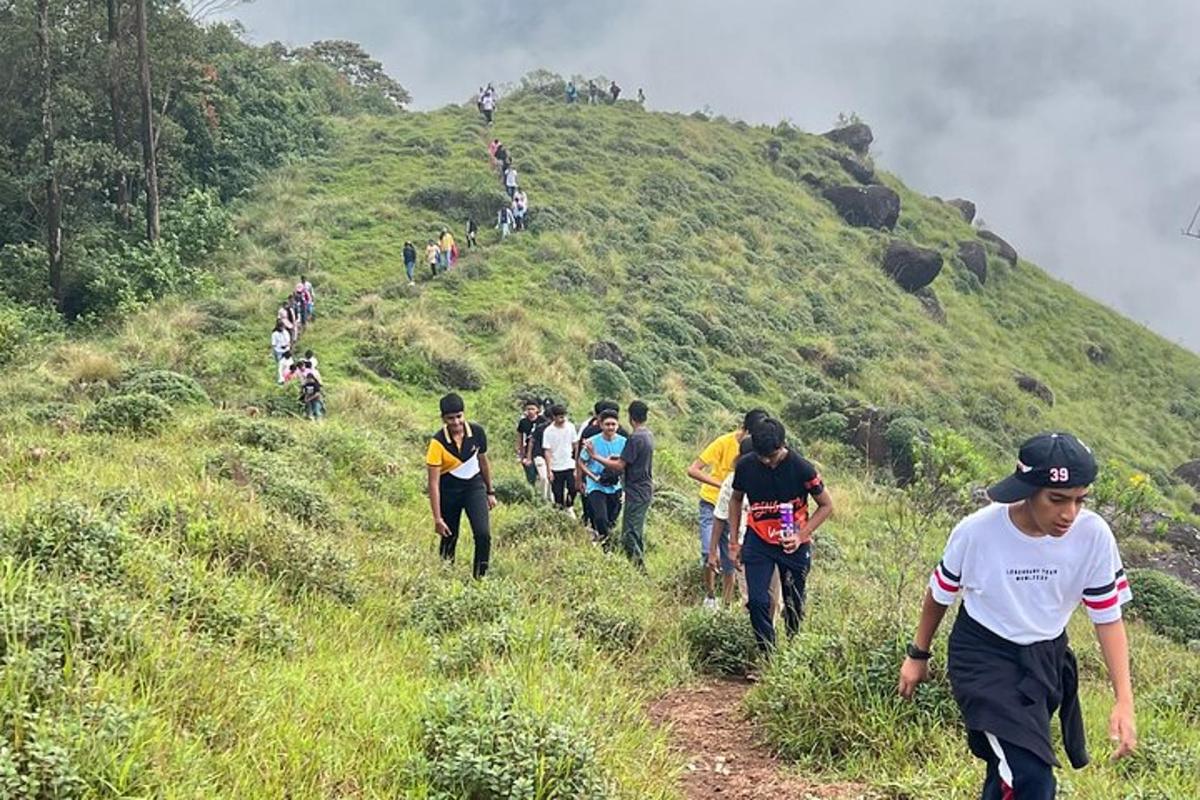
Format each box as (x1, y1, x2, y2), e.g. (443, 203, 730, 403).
(746, 625, 958, 764)
(782, 387, 842, 425)
(162, 188, 235, 266)
(492, 477, 534, 506)
(3, 501, 126, 580)
(0, 299, 61, 366)
(681, 608, 759, 675)
(730, 368, 764, 394)
(83, 392, 174, 436)
(163, 569, 296, 654)
(803, 412, 849, 442)
(120, 369, 209, 406)
(414, 680, 613, 798)
(572, 602, 645, 653)
(206, 449, 335, 527)
(495, 507, 580, 546)
(885, 415, 927, 482)
(435, 353, 484, 391)
(409, 181, 508, 223)
(62, 239, 199, 320)
(1127, 569, 1200, 645)
(411, 579, 520, 635)
(432, 621, 580, 676)
(205, 414, 297, 451)
(588, 360, 630, 399)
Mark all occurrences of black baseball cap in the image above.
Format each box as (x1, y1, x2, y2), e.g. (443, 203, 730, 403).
(987, 432, 1098, 503)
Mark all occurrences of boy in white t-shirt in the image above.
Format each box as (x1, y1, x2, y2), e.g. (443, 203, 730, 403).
(540, 404, 579, 514)
(898, 432, 1136, 799)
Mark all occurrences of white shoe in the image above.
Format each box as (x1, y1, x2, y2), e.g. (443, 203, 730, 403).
(566, 508, 577, 520)
(702, 596, 719, 611)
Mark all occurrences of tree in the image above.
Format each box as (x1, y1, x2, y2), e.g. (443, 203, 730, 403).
(36, 0, 63, 304)
(289, 40, 410, 109)
(134, 0, 159, 241)
(107, 0, 131, 227)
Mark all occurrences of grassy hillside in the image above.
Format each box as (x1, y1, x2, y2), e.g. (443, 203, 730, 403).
(2, 93, 1199, 798)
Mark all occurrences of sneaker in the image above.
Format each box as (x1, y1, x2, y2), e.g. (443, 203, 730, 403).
(565, 508, 577, 520)
(702, 596, 719, 612)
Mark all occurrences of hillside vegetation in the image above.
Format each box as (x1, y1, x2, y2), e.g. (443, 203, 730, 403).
(2, 88, 1200, 798)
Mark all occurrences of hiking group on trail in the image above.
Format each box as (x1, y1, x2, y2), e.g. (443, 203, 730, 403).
(268, 276, 325, 420)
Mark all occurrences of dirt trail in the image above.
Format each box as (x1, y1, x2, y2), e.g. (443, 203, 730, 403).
(648, 679, 869, 800)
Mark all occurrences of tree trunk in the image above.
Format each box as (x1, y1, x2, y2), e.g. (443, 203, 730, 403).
(107, 0, 131, 228)
(134, 0, 159, 242)
(37, 0, 64, 306)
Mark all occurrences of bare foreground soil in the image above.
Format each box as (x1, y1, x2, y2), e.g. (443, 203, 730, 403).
(648, 680, 871, 800)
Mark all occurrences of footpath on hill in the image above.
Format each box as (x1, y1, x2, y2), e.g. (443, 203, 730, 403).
(649, 680, 868, 800)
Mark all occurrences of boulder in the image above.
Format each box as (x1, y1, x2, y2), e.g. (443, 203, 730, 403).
(957, 240, 988, 284)
(1085, 342, 1109, 365)
(822, 122, 874, 156)
(822, 185, 900, 230)
(1173, 460, 1200, 492)
(834, 153, 875, 185)
(947, 198, 976, 223)
(978, 230, 1018, 265)
(1014, 372, 1054, 405)
(882, 240, 943, 292)
(800, 172, 825, 189)
(846, 406, 890, 468)
(587, 340, 626, 368)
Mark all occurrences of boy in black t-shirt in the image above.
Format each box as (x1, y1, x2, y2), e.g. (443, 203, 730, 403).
(728, 417, 834, 651)
(515, 398, 546, 486)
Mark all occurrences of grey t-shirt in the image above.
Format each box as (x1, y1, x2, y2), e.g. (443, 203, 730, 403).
(621, 427, 655, 504)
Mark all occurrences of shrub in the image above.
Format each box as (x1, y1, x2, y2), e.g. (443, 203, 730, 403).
(495, 507, 580, 546)
(492, 477, 534, 506)
(25, 402, 77, 426)
(803, 411, 849, 442)
(120, 369, 209, 406)
(1126, 569, 1200, 645)
(434, 353, 484, 391)
(589, 360, 630, 399)
(411, 579, 519, 635)
(0, 299, 60, 366)
(162, 188, 235, 266)
(730, 368, 764, 394)
(681, 608, 759, 675)
(3, 501, 126, 580)
(409, 181, 508, 223)
(432, 621, 580, 676)
(163, 569, 295, 654)
(83, 392, 173, 436)
(622, 352, 662, 394)
(746, 625, 958, 764)
(572, 602, 644, 653)
(206, 449, 335, 527)
(884, 415, 927, 482)
(782, 387, 842, 424)
(205, 415, 297, 451)
(414, 680, 613, 798)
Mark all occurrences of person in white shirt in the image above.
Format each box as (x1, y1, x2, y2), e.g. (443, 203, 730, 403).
(711, 469, 782, 621)
(504, 165, 519, 198)
(270, 322, 291, 384)
(541, 404, 579, 514)
(899, 432, 1136, 800)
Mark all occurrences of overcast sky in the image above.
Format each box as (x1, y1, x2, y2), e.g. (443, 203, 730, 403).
(224, 0, 1200, 350)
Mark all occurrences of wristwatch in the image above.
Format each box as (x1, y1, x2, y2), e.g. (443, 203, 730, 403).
(906, 642, 932, 661)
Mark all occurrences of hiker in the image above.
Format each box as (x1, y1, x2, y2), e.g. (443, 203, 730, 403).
(688, 409, 768, 609)
(494, 142, 509, 173)
(488, 138, 501, 169)
(480, 89, 496, 124)
(425, 240, 441, 277)
(587, 80, 599, 105)
(300, 372, 324, 420)
(466, 218, 478, 249)
(476, 86, 485, 114)
(276, 349, 293, 386)
(565, 81, 578, 104)
(580, 409, 627, 548)
(300, 275, 315, 320)
(898, 433, 1136, 799)
(403, 240, 417, 285)
(513, 190, 528, 231)
(575, 401, 628, 532)
(609, 81, 621, 103)
(303, 349, 321, 379)
(637, 88, 645, 105)
(439, 229, 455, 271)
(727, 417, 834, 651)
(584, 400, 654, 569)
(426, 393, 496, 579)
(496, 205, 514, 239)
(292, 285, 308, 333)
(270, 321, 290, 369)
(277, 302, 294, 345)
(541, 404, 579, 515)
(515, 398, 546, 486)
(530, 406, 553, 503)
(504, 165, 519, 199)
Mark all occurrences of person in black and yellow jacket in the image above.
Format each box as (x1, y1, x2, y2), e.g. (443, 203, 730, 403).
(426, 393, 497, 578)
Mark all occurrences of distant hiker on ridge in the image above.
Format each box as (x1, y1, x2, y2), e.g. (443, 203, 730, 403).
(587, 80, 599, 105)
(466, 217, 478, 249)
(637, 87, 645, 105)
(425, 239, 441, 277)
(504, 164, 519, 198)
(496, 204, 514, 239)
(566, 80, 578, 104)
(609, 81, 621, 103)
(403, 240, 417, 285)
(480, 88, 496, 125)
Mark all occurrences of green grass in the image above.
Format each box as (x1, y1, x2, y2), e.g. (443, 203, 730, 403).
(0, 93, 1198, 798)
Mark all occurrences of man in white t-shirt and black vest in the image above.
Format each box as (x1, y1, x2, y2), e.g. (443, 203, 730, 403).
(898, 432, 1136, 799)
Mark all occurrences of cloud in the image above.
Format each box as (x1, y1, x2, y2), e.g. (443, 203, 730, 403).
(226, 0, 1200, 349)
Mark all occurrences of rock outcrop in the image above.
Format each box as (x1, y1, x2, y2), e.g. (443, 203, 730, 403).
(882, 240, 943, 292)
(822, 185, 900, 230)
(957, 240, 988, 284)
(1173, 460, 1200, 492)
(822, 122, 873, 155)
(587, 340, 625, 368)
(1014, 372, 1054, 405)
(947, 198, 976, 223)
(978, 230, 1018, 266)
(833, 153, 875, 185)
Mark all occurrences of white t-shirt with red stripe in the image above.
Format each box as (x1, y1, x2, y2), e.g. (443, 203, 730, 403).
(930, 503, 1131, 645)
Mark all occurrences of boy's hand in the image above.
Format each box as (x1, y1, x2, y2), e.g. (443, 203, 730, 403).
(434, 518, 451, 537)
(486, 495, 499, 511)
(706, 550, 721, 574)
(897, 656, 931, 699)
(1109, 701, 1137, 760)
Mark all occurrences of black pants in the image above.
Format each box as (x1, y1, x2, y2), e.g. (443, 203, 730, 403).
(968, 730, 1056, 800)
(742, 534, 811, 650)
(551, 469, 576, 508)
(586, 490, 622, 546)
(439, 482, 491, 578)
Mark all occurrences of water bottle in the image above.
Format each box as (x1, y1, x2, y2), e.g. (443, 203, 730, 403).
(778, 501, 794, 541)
